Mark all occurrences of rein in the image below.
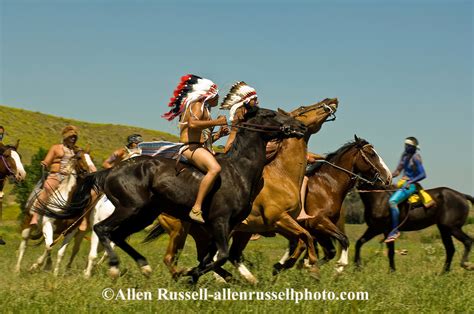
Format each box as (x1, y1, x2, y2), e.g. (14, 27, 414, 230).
(0, 155, 15, 176)
(315, 160, 377, 185)
(316, 144, 384, 185)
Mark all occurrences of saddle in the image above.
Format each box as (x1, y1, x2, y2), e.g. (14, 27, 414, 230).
(397, 180, 436, 208)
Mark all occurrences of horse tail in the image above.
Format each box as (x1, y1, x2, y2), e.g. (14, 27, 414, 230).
(142, 222, 166, 243)
(463, 194, 474, 204)
(37, 169, 110, 219)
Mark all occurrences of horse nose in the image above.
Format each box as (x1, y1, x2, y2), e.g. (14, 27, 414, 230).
(17, 171, 26, 181)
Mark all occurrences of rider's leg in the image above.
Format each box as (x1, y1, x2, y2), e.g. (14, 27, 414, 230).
(297, 176, 313, 220)
(386, 185, 416, 241)
(182, 146, 221, 223)
(30, 175, 60, 225)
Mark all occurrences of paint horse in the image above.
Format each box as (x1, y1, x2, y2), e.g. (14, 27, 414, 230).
(15, 149, 96, 275)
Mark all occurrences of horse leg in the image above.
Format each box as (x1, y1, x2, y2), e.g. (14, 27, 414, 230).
(273, 213, 318, 276)
(384, 232, 396, 272)
(53, 230, 76, 276)
(187, 219, 230, 283)
(15, 227, 30, 273)
(30, 221, 54, 272)
(84, 230, 100, 278)
(94, 220, 121, 279)
(438, 225, 456, 273)
(160, 215, 191, 279)
(66, 229, 86, 270)
(354, 227, 380, 268)
(228, 231, 257, 284)
(449, 227, 473, 270)
(113, 237, 152, 278)
(309, 217, 349, 271)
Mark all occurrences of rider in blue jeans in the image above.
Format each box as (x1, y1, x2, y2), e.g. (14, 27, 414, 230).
(386, 137, 427, 243)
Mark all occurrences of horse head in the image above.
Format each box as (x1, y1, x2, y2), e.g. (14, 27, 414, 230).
(242, 106, 307, 141)
(0, 144, 26, 182)
(352, 135, 392, 186)
(278, 98, 338, 135)
(74, 149, 97, 177)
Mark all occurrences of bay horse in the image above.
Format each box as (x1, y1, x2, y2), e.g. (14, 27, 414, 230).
(39, 106, 307, 282)
(146, 98, 339, 282)
(15, 149, 96, 274)
(355, 184, 474, 273)
(277, 136, 392, 275)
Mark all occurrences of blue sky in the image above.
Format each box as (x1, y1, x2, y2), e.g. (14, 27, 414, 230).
(0, 0, 472, 193)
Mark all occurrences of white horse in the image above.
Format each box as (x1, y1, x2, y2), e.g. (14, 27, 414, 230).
(83, 149, 141, 278)
(15, 151, 96, 275)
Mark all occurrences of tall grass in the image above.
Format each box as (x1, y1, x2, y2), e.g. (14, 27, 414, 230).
(0, 224, 472, 313)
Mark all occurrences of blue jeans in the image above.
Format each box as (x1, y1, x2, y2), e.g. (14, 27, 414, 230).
(388, 184, 417, 235)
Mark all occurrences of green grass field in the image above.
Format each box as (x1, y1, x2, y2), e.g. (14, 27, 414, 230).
(0, 206, 473, 313)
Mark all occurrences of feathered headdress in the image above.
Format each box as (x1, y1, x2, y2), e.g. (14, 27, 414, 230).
(220, 81, 257, 121)
(162, 74, 218, 121)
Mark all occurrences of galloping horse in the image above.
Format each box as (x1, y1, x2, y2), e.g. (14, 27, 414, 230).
(39, 106, 307, 282)
(146, 98, 338, 282)
(15, 149, 96, 274)
(277, 136, 392, 274)
(355, 184, 473, 273)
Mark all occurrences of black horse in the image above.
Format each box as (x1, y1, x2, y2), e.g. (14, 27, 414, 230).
(39, 106, 306, 281)
(355, 185, 474, 273)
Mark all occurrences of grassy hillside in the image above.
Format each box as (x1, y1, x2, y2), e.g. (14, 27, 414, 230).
(0, 104, 179, 165)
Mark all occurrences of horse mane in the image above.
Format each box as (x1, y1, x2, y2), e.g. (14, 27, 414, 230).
(311, 138, 370, 173)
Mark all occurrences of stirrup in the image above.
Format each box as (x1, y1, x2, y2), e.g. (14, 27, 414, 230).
(189, 207, 205, 224)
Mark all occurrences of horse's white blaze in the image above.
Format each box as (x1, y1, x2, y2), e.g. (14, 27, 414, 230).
(10, 150, 26, 180)
(373, 148, 392, 183)
(84, 153, 97, 172)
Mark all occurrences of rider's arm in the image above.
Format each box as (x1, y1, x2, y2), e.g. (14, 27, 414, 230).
(391, 155, 404, 177)
(102, 149, 122, 169)
(407, 155, 426, 185)
(41, 145, 59, 169)
(187, 102, 227, 130)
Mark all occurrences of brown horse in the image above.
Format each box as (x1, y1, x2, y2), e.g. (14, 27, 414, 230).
(146, 98, 338, 281)
(355, 184, 474, 273)
(276, 136, 392, 274)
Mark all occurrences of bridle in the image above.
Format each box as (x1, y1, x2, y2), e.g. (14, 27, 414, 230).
(316, 144, 385, 185)
(293, 103, 337, 122)
(0, 148, 16, 178)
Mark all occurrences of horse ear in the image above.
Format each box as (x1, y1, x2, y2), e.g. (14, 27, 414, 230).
(277, 108, 290, 116)
(15, 139, 20, 149)
(354, 134, 360, 142)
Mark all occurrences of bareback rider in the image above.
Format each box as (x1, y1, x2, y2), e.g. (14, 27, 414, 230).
(103, 134, 143, 169)
(30, 126, 89, 231)
(385, 136, 427, 242)
(162, 74, 227, 223)
(219, 81, 259, 153)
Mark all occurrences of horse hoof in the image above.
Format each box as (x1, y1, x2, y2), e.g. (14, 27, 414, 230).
(108, 266, 120, 279)
(29, 264, 39, 272)
(308, 265, 320, 281)
(272, 262, 284, 275)
(213, 272, 227, 284)
(462, 262, 474, 271)
(140, 265, 152, 278)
